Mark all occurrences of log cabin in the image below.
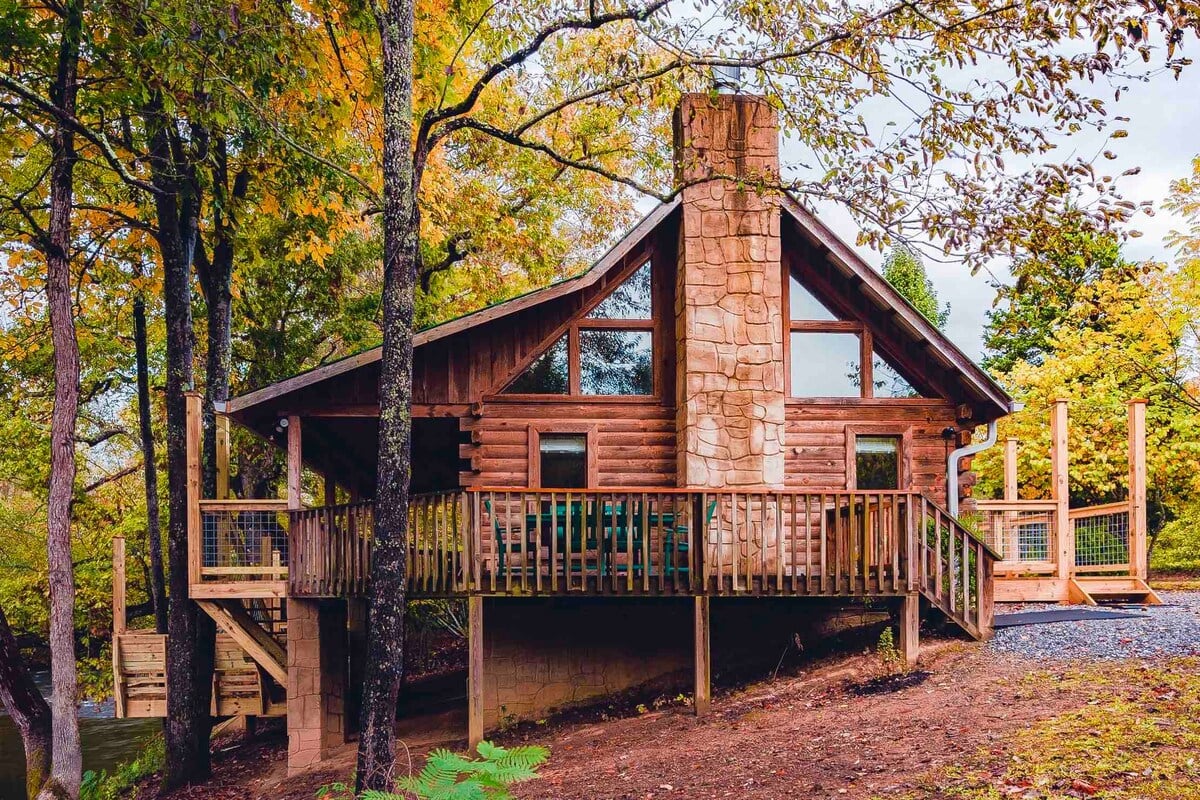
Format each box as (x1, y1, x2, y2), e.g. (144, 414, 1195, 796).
(110, 91, 1015, 774)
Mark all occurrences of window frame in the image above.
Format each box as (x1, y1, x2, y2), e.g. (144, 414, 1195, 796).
(845, 425, 912, 491)
(784, 268, 874, 399)
(527, 424, 599, 488)
(498, 258, 659, 400)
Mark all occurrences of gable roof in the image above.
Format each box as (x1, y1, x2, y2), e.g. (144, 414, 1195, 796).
(223, 198, 680, 415)
(224, 194, 1012, 421)
(779, 196, 1013, 419)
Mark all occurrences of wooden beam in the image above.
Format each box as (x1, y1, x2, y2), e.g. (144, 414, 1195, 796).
(898, 593, 919, 666)
(468, 596, 484, 748)
(1128, 399, 1148, 580)
(693, 596, 711, 716)
(1003, 438, 1018, 501)
(287, 415, 302, 509)
(186, 391, 203, 590)
(216, 414, 230, 500)
(112, 536, 126, 636)
(197, 600, 287, 685)
(1051, 400, 1071, 586)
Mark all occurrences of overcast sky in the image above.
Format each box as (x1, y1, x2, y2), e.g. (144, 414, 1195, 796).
(784, 67, 1196, 361)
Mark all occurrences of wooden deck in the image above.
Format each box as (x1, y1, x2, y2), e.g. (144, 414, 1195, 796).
(196, 488, 997, 640)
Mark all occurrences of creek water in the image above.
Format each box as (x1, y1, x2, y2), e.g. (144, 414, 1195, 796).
(0, 672, 158, 799)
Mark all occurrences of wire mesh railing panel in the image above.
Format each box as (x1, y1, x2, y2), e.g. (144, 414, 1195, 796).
(201, 506, 289, 579)
(977, 506, 1056, 570)
(1073, 508, 1130, 570)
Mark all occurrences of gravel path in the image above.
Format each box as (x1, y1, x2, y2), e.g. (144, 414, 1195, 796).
(988, 590, 1200, 660)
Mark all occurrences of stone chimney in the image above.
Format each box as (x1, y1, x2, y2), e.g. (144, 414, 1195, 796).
(673, 94, 785, 488)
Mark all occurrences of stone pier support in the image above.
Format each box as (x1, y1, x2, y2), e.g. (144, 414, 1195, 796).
(287, 599, 347, 774)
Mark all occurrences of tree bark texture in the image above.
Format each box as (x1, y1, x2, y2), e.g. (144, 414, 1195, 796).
(133, 290, 167, 634)
(356, 0, 416, 789)
(143, 97, 215, 789)
(40, 0, 83, 795)
(0, 605, 52, 800)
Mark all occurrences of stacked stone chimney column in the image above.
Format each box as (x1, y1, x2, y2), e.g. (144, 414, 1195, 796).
(673, 93, 786, 489)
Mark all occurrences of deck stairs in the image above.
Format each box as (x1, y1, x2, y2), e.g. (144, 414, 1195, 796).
(1068, 577, 1162, 606)
(197, 599, 288, 685)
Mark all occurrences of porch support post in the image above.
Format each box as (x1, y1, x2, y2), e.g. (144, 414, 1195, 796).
(1051, 399, 1071, 587)
(898, 593, 919, 666)
(286, 599, 347, 774)
(215, 413, 230, 499)
(468, 595, 484, 748)
(1128, 399, 1148, 579)
(693, 596, 711, 715)
(287, 415, 302, 509)
(186, 391, 203, 589)
(323, 473, 337, 507)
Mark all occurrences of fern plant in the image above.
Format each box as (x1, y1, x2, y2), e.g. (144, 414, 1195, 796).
(318, 741, 549, 800)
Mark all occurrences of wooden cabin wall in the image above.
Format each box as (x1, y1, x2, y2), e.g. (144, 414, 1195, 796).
(784, 400, 957, 504)
(460, 402, 676, 488)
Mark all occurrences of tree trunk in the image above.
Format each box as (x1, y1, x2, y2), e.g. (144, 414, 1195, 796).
(133, 290, 168, 634)
(39, 1, 83, 796)
(143, 97, 215, 790)
(0, 605, 52, 800)
(356, 0, 416, 789)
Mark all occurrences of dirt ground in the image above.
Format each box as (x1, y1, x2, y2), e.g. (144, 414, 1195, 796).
(141, 638, 1100, 800)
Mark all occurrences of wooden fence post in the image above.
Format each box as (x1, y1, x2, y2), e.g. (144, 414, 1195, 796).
(1051, 399, 1071, 583)
(1128, 399, 1148, 579)
(186, 391, 203, 589)
(215, 413, 230, 500)
(693, 595, 711, 715)
(287, 415, 302, 509)
(468, 595, 484, 747)
(112, 536, 126, 636)
(1003, 438, 1018, 501)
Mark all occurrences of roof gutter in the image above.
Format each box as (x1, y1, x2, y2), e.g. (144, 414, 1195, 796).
(947, 401, 1024, 518)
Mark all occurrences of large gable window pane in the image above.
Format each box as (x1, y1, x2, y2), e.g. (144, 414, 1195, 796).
(789, 274, 837, 321)
(503, 334, 568, 394)
(587, 261, 652, 319)
(580, 329, 653, 395)
(872, 353, 920, 398)
(790, 332, 861, 396)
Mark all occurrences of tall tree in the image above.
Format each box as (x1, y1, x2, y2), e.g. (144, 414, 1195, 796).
(983, 213, 1132, 373)
(40, 0, 84, 795)
(132, 275, 167, 634)
(883, 246, 949, 330)
(0, 604, 52, 800)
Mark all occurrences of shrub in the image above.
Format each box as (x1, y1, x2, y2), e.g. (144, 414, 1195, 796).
(79, 733, 165, 800)
(1151, 507, 1200, 573)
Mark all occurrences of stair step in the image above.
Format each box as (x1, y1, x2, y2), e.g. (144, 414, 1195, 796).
(1070, 578, 1162, 605)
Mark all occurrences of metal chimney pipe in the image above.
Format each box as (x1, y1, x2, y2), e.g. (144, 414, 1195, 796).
(713, 65, 742, 94)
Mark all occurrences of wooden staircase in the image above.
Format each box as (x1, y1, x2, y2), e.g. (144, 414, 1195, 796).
(197, 599, 288, 685)
(915, 497, 999, 641)
(1068, 577, 1162, 606)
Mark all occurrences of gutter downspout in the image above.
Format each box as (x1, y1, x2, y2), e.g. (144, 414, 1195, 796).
(947, 402, 1023, 518)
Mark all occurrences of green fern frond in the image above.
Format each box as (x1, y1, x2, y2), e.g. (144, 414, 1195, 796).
(385, 740, 548, 800)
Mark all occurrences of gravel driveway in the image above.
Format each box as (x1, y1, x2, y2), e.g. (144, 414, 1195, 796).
(988, 591, 1200, 660)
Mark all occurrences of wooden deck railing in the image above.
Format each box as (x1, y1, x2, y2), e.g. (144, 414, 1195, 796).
(286, 489, 998, 634)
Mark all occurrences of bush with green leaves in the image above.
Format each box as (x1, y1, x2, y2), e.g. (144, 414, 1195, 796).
(1151, 506, 1200, 573)
(79, 733, 165, 800)
(319, 741, 548, 800)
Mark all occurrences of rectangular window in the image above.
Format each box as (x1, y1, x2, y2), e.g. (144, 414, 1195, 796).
(855, 435, 900, 490)
(539, 434, 588, 488)
(790, 331, 862, 397)
(579, 329, 653, 395)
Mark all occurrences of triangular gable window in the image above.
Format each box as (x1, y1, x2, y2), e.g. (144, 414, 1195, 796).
(503, 334, 569, 394)
(789, 274, 837, 321)
(587, 261, 652, 319)
(872, 354, 920, 398)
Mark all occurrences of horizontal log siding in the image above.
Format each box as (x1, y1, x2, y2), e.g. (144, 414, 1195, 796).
(461, 402, 677, 488)
(784, 401, 958, 503)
